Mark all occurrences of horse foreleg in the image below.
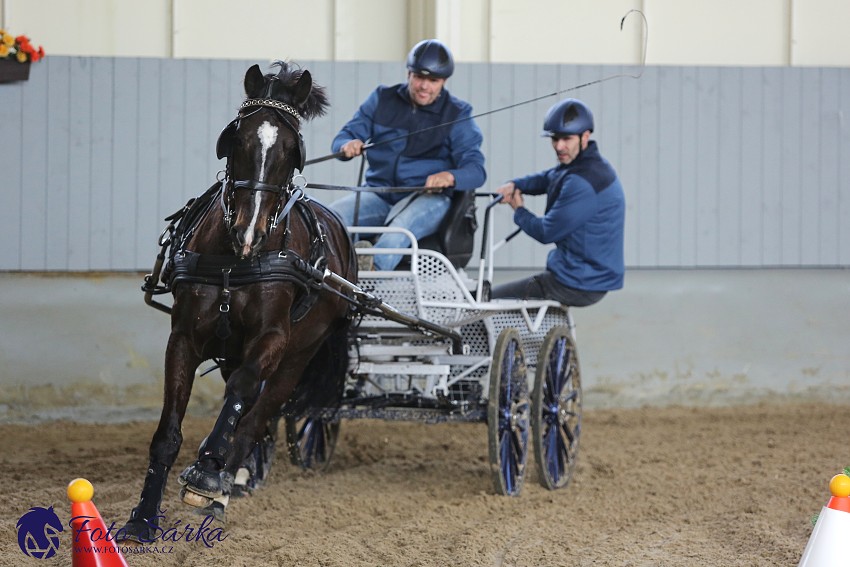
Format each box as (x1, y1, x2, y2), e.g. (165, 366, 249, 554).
(178, 343, 280, 506)
(121, 333, 199, 543)
(177, 393, 244, 505)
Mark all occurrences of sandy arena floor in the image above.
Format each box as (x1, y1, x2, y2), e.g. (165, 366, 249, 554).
(0, 402, 846, 566)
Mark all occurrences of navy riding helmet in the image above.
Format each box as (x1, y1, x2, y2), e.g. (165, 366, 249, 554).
(541, 98, 594, 137)
(406, 39, 454, 79)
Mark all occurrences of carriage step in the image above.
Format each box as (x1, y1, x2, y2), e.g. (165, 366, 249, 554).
(357, 344, 452, 357)
(354, 362, 450, 376)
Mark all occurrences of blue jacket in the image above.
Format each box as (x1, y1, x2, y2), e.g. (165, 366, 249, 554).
(512, 141, 625, 291)
(332, 83, 486, 204)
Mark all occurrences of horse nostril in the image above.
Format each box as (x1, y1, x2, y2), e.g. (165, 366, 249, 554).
(253, 230, 267, 249)
(230, 228, 244, 247)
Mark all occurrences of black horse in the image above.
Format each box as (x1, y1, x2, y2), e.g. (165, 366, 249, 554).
(122, 62, 356, 541)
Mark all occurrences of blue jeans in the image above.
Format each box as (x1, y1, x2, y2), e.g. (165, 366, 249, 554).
(331, 192, 451, 270)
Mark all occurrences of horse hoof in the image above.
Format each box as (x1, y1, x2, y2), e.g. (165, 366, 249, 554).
(118, 518, 155, 544)
(230, 467, 253, 499)
(178, 462, 222, 498)
(194, 499, 227, 523)
(180, 486, 214, 509)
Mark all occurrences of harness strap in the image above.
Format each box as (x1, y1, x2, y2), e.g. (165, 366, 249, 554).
(216, 269, 233, 341)
(169, 250, 318, 289)
(272, 187, 303, 231)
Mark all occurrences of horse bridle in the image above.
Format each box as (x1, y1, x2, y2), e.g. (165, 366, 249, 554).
(216, 98, 307, 230)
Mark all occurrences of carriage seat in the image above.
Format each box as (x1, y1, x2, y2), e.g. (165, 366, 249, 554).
(415, 189, 477, 269)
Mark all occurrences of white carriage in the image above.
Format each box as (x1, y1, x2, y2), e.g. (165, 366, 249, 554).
(286, 199, 583, 496)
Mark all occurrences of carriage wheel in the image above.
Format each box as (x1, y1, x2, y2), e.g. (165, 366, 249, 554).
(487, 328, 530, 496)
(532, 325, 582, 490)
(284, 416, 340, 471)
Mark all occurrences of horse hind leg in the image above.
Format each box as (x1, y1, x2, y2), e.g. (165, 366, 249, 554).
(232, 320, 352, 493)
(231, 412, 280, 498)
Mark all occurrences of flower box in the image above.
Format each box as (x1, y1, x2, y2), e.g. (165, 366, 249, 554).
(0, 59, 31, 83)
(0, 29, 43, 83)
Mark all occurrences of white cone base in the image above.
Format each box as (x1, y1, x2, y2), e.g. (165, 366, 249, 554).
(798, 506, 850, 567)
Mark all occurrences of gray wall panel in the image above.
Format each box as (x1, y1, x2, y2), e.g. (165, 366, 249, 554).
(695, 67, 721, 266)
(68, 58, 94, 270)
(46, 59, 71, 270)
(110, 57, 139, 270)
(717, 67, 742, 266)
(678, 67, 700, 267)
(1, 56, 848, 272)
(761, 67, 784, 265)
(19, 56, 49, 270)
(841, 70, 850, 265)
(780, 68, 803, 265)
(818, 68, 841, 264)
(800, 67, 822, 265)
(88, 57, 115, 270)
(0, 83, 23, 268)
(638, 67, 661, 267)
(136, 58, 164, 269)
(657, 66, 684, 267)
(740, 69, 764, 266)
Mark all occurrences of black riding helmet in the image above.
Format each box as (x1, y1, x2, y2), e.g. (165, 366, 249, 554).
(541, 98, 594, 137)
(406, 39, 454, 79)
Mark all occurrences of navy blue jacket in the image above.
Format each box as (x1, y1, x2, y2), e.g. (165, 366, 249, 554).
(512, 141, 625, 291)
(332, 83, 486, 204)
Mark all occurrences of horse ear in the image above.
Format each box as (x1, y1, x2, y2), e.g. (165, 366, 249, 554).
(292, 70, 312, 106)
(244, 64, 265, 98)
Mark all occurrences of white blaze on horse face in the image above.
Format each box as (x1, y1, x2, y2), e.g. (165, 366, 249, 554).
(242, 121, 279, 253)
(257, 121, 279, 177)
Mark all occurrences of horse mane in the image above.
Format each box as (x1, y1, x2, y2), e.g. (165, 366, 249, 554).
(267, 60, 329, 121)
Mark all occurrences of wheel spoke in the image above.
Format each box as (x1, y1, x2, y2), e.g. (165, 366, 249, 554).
(312, 424, 327, 464)
(500, 430, 515, 493)
(544, 424, 563, 483)
(549, 340, 566, 393)
(300, 420, 314, 466)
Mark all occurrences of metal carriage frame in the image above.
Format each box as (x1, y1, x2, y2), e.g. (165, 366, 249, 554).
(287, 197, 584, 496)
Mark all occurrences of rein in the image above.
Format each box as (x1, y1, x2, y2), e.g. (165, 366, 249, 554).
(304, 182, 430, 194)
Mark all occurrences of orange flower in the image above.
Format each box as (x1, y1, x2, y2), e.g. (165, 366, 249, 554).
(0, 30, 45, 63)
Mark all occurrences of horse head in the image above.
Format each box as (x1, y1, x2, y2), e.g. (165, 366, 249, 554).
(218, 61, 328, 258)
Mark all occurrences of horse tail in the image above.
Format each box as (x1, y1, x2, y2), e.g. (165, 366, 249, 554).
(282, 318, 351, 418)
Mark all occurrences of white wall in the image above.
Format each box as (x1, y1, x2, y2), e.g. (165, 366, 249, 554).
(2, 0, 172, 58)
(3, 0, 850, 66)
(645, 0, 789, 66)
(488, 0, 644, 65)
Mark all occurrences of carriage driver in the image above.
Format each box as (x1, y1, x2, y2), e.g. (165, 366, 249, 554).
(330, 39, 486, 270)
(491, 98, 626, 306)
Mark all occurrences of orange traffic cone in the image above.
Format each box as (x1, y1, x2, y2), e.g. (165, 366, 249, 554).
(67, 478, 129, 567)
(798, 473, 850, 567)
